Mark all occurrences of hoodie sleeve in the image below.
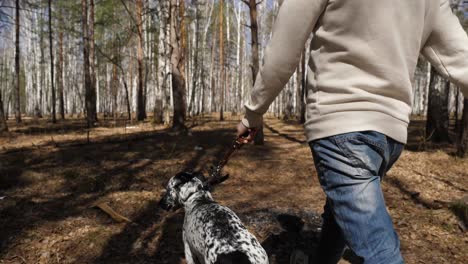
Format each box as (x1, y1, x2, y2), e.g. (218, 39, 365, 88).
(422, 0, 468, 97)
(241, 0, 328, 128)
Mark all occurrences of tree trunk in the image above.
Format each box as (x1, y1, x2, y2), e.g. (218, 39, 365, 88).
(48, 0, 56, 123)
(300, 49, 307, 124)
(219, 0, 225, 121)
(235, 3, 243, 114)
(170, 0, 187, 131)
(209, 21, 217, 113)
(247, 0, 260, 84)
(244, 0, 263, 145)
(0, 55, 7, 132)
(136, 0, 146, 120)
(37, 8, 45, 118)
(295, 56, 302, 121)
(58, 29, 65, 120)
(14, 0, 21, 123)
(82, 0, 95, 125)
(180, 0, 187, 114)
(455, 87, 460, 130)
(188, 0, 200, 116)
(199, 0, 214, 115)
(237, 27, 244, 114)
(89, 0, 97, 122)
(457, 99, 468, 157)
(121, 70, 132, 120)
(0, 92, 7, 133)
(155, 0, 170, 124)
(426, 67, 450, 143)
(111, 64, 118, 117)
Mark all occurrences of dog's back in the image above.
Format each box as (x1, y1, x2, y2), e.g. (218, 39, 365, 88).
(214, 251, 251, 264)
(160, 172, 268, 264)
(185, 202, 269, 264)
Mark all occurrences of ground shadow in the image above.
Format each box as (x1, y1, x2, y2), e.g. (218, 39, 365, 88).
(1, 120, 273, 263)
(92, 201, 186, 264)
(0, 115, 396, 263)
(406, 119, 461, 152)
(385, 176, 449, 210)
(264, 123, 307, 145)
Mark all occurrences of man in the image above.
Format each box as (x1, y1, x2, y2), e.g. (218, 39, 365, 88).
(236, 0, 468, 263)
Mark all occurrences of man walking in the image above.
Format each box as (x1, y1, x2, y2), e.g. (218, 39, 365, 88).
(237, 0, 468, 263)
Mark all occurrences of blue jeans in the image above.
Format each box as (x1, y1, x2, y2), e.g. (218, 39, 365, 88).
(310, 131, 404, 264)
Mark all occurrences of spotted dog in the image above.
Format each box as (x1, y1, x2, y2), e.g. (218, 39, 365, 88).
(159, 172, 269, 264)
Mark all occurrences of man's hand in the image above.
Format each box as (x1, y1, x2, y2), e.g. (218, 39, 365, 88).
(236, 121, 257, 144)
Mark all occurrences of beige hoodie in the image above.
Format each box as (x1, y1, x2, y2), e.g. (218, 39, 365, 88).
(242, 0, 468, 143)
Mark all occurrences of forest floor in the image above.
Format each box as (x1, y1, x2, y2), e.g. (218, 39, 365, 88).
(0, 114, 467, 264)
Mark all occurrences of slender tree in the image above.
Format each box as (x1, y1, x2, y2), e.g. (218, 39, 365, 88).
(14, 0, 21, 123)
(48, 0, 56, 123)
(235, 2, 244, 114)
(155, 0, 171, 124)
(243, 0, 263, 144)
(58, 29, 65, 120)
(0, 91, 7, 133)
(188, 0, 200, 116)
(295, 56, 302, 122)
(170, 0, 187, 131)
(457, 99, 468, 157)
(219, 0, 225, 121)
(243, 0, 260, 83)
(37, 5, 45, 119)
(82, 0, 96, 124)
(82, 0, 90, 121)
(300, 49, 307, 123)
(89, 0, 97, 121)
(209, 16, 217, 113)
(0, 54, 7, 132)
(426, 67, 450, 143)
(136, 0, 146, 120)
(455, 87, 460, 129)
(114, 52, 132, 121)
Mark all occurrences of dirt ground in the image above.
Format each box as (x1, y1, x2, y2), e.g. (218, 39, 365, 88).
(0, 114, 467, 264)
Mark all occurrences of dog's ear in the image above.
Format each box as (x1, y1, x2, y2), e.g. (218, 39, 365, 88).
(194, 171, 207, 182)
(176, 171, 196, 183)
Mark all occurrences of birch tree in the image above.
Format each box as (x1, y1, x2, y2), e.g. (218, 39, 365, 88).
(458, 99, 468, 157)
(242, 0, 263, 144)
(136, 0, 146, 120)
(426, 68, 450, 143)
(82, 0, 96, 124)
(14, 0, 21, 123)
(57, 23, 65, 120)
(0, 87, 7, 133)
(155, 0, 171, 124)
(219, 0, 225, 121)
(89, 0, 97, 121)
(188, 0, 200, 116)
(48, 0, 57, 123)
(170, 0, 187, 131)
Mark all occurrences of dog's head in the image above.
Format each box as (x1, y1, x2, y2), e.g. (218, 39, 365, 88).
(159, 171, 201, 211)
(159, 171, 228, 211)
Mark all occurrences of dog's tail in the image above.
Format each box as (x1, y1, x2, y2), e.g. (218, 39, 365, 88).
(214, 251, 252, 264)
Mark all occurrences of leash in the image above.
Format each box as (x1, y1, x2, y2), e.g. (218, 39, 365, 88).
(209, 129, 258, 180)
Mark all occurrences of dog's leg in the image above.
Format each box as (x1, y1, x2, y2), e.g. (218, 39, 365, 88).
(183, 231, 197, 264)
